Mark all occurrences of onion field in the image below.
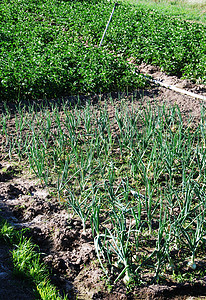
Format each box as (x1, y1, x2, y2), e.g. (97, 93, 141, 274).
(1, 0, 206, 298)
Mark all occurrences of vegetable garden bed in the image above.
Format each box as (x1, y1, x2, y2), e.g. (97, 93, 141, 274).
(0, 0, 205, 101)
(1, 0, 206, 298)
(1, 88, 206, 298)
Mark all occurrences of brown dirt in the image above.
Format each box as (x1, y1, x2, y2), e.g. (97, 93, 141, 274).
(1, 72, 206, 299)
(138, 63, 206, 125)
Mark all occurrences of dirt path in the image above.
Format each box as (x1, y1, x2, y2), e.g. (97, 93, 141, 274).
(138, 63, 206, 124)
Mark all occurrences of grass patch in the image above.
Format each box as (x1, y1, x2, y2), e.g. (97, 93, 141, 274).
(0, 218, 67, 300)
(124, 0, 206, 23)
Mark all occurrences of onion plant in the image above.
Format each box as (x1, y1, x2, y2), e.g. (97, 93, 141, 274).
(65, 186, 98, 234)
(174, 183, 206, 269)
(28, 136, 49, 186)
(2, 98, 206, 287)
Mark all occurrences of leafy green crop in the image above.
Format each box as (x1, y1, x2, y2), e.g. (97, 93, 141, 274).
(0, 0, 205, 101)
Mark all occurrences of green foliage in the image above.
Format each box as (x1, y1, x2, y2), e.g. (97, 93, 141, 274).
(37, 281, 67, 300)
(107, 4, 206, 80)
(0, 0, 205, 101)
(0, 0, 145, 100)
(0, 219, 16, 244)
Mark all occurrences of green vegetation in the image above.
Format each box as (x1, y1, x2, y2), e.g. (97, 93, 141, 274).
(124, 0, 206, 24)
(0, 218, 67, 300)
(1, 97, 206, 285)
(0, 0, 205, 101)
(1, 0, 206, 293)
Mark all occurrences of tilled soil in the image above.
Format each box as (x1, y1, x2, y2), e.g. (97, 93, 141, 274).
(0, 164, 104, 299)
(2, 163, 206, 300)
(1, 72, 206, 299)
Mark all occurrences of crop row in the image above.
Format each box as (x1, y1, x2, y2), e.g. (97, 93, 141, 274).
(0, 0, 145, 100)
(1, 97, 206, 284)
(0, 0, 205, 100)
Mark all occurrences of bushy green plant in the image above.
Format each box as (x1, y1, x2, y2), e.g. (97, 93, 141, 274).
(0, 0, 205, 101)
